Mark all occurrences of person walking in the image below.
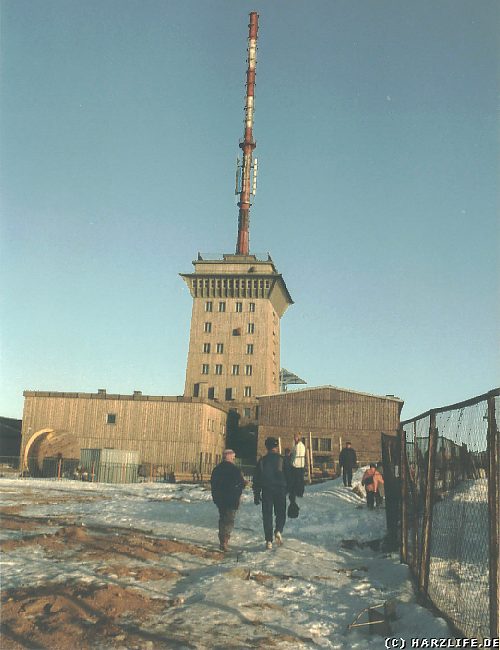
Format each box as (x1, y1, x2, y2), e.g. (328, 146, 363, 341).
(210, 449, 246, 551)
(361, 463, 384, 509)
(253, 437, 292, 550)
(339, 441, 357, 487)
(290, 433, 306, 500)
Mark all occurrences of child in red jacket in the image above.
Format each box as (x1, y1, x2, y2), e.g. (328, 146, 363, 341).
(361, 463, 384, 509)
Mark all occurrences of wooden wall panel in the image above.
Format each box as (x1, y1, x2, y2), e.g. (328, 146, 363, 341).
(21, 392, 227, 471)
(256, 388, 402, 465)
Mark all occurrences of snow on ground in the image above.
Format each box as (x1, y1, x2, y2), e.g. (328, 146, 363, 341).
(426, 479, 490, 639)
(0, 468, 453, 649)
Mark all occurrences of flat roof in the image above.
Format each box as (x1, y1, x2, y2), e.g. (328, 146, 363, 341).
(23, 390, 228, 413)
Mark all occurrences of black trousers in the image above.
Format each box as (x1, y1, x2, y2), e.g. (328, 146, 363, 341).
(366, 491, 376, 509)
(217, 507, 237, 542)
(342, 466, 353, 486)
(261, 486, 286, 542)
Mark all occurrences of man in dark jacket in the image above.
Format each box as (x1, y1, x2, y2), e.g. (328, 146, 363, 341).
(339, 441, 357, 487)
(253, 437, 292, 550)
(211, 449, 246, 551)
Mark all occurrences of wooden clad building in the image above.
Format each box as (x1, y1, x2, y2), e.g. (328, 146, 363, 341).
(20, 389, 227, 476)
(257, 386, 403, 465)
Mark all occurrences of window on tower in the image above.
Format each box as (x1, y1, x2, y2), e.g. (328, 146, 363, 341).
(247, 323, 255, 334)
(249, 302, 256, 312)
(245, 365, 253, 376)
(218, 302, 226, 312)
(208, 386, 216, 399)
(203, 342, 211, 353)
(202, 364, 209, 375)
(246, 344, 254, 355)
(232, 365, 240, 375)
(216, 343, 224, 353)
(193, 384, 200, 397)
(235, 302, 243, 312)
(215, 364, 223, 375)
(225, 388, 234, 401)
(205, 301, 213, 312)
(232, 328, 241, 336)
(204, 322, 212, 333)
(243, 407, 252, 418)
(244, 386, 252, 397)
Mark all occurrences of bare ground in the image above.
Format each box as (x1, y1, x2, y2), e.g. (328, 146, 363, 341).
(1, 487, 309, 650)
(0, 487, 224, 650)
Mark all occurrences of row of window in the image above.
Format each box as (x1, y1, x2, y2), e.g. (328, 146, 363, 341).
(203, 342, 254, 355)
(204, 322, 255, 334)
(205, 301, 256, 313)
(202, 364, 252, 376)
(194, 279, 270, 290)
(194, 385, 252, 399)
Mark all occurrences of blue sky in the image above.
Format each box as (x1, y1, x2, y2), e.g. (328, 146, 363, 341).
(1, 0, 498, 420)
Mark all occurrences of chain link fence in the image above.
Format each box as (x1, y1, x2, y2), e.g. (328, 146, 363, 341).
(398, 389, 499, 640)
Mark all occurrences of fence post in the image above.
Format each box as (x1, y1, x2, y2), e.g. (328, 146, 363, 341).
(487, 392, 499, 638)
(308, 432, 313, 483)
(57, 458, 62, 480)
(400, 425, 408, 564)
(411, 420, 419, 575)
(419, 411, 438, 595)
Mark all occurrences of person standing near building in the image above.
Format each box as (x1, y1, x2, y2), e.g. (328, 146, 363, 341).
(339, 441, 357, 487)
(361, 463, 384, 509)
(253, 437, 292, 550)
(290, 433, 306, 499)
(210, 449, 246, 552)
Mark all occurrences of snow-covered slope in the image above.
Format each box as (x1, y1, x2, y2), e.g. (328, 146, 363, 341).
(1, 469, 452, 648)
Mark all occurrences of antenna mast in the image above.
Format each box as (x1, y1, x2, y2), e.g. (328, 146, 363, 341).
(235, 12, 259, 256)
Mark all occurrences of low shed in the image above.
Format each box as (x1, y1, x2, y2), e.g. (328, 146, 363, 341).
(21, 389, 228, 479)
(256, 386, 403, 467)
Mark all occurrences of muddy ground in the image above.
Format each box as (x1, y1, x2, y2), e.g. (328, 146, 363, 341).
(1, 486, 307, 650)
(1, 487, 228, 650)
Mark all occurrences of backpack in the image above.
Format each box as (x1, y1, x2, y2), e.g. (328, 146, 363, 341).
(363, 474, 374, 486)
(287, 501, 300, 518)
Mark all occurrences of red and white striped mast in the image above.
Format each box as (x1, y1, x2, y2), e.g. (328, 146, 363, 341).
(235, 12, 259, 256)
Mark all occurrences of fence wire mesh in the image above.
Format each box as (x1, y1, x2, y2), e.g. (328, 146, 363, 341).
(429, 402, 490, 638)
(400, 389, 499, 640)
(403, 415, 430, 574)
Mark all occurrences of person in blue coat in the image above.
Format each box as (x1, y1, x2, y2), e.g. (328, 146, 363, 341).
(210, 449, 246, 551)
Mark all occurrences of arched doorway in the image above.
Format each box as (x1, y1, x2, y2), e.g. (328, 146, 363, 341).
(23, 429, 80, 477)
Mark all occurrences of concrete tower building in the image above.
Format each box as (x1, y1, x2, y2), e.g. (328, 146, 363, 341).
(181, 13, 293, 425)
(181, 254, 292, 423)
